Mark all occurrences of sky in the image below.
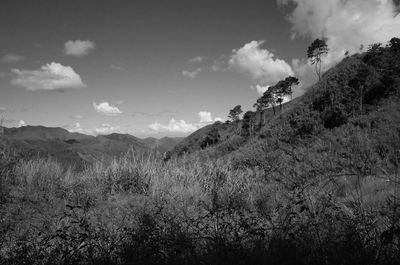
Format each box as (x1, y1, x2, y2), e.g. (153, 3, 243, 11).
(0, 0, 399, 137)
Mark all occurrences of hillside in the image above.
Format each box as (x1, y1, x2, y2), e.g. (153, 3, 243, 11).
(169, 40, 400, 163)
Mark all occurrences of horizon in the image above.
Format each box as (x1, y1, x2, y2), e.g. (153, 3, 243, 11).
(0, 124, 186, 140)
(1, 0, 400, 138)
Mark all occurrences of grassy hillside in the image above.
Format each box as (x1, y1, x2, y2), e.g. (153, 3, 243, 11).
(1, 39, 400, 264)
(170, 40, 400, 165)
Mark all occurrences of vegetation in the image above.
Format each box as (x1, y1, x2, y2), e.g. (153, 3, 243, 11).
(2, 38, 400, 264)
(307, 38, 329, 81)
(228, 105, 243, 121)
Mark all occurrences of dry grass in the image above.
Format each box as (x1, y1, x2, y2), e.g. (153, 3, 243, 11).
(1, 145, 399, 265)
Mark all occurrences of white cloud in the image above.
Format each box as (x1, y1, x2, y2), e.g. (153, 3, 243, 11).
(229, 40, 294, 86)
(189, 56, 205, 63)
(148, 118, 198, 133)
(1, 53, 25, 63)
(198, 111, 223, 123)
(251, 84, 270, 95)
(68, 122, 120, 135)
(279, 0, 400, 88)
(64, 40, 95, 56)
(182, 68, 202, 78)
(11, 62, 86, 91)
(198, 111, 213, 123)
(94, 124, 121, 135)
(148, 111, 224, 134)
(17, 120, 26, 127)
(93, 101, 122, 116)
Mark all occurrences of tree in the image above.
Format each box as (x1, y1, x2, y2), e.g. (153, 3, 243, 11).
(349, 65, 373, 112)
(282, 76, 299, 100)
(262, 88, 277, 116)
(274, 76, 300, 111)
(307, 38, 329, 81)
(242, 111, 256, 137)
(228, 105, 243, 121)
(253, 93, 270, 111)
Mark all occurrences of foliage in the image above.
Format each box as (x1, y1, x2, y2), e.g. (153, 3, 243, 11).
(228, 105, 243, 121)
(307, 38, 329, 81)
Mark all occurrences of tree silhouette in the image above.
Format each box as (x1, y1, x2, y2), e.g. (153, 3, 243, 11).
(307, 38, 329, 81)
(259, 88, 277, 116)
(389, 37, 400, 52)
(253, 91, 270, 111)
(274, 76, 300, 111)
(228, 105, 243, 121)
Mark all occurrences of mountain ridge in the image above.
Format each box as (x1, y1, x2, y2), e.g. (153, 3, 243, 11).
(0, 125, 183, 169)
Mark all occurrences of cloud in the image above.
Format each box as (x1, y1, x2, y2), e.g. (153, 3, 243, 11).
(198, 111, 223, 123)
(279, 0, 400, 71)
(189, 56, 205, 63)
(1, 53, 25, 63)
(251, 84, 270, 95)
(182, 68, 202, 78)
(93, 101, 122, 116)
(94, 124, 121, 135)
(11, 62, 86, 91)
(229, 40, 294, 86)
(148, 110, 224, 134)
(198, 111, 213, 123)
(68, 122, 120, 135)
(148, 118, 198, 133)
(210, 55, 229, 72)
(64, 40, 95, 56)
(18, 120, 26, 127)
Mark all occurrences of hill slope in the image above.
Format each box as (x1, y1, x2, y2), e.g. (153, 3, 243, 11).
(169, 40, 400, 161)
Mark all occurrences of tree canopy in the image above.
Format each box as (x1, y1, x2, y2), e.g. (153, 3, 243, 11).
(228, 105, 243, 121)
(307, 38, 329, 81)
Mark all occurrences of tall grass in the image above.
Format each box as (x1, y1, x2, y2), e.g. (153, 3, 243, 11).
(1, 144, 399, 264)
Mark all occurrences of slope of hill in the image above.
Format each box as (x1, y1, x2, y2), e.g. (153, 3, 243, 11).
(169, 41, 400, 161)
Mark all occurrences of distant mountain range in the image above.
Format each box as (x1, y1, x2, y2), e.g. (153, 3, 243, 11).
(0, 126, 183, 170)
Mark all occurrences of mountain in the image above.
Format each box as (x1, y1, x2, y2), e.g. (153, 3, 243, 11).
(142, 136, 184, 153)
(0, 126, 181, 170)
